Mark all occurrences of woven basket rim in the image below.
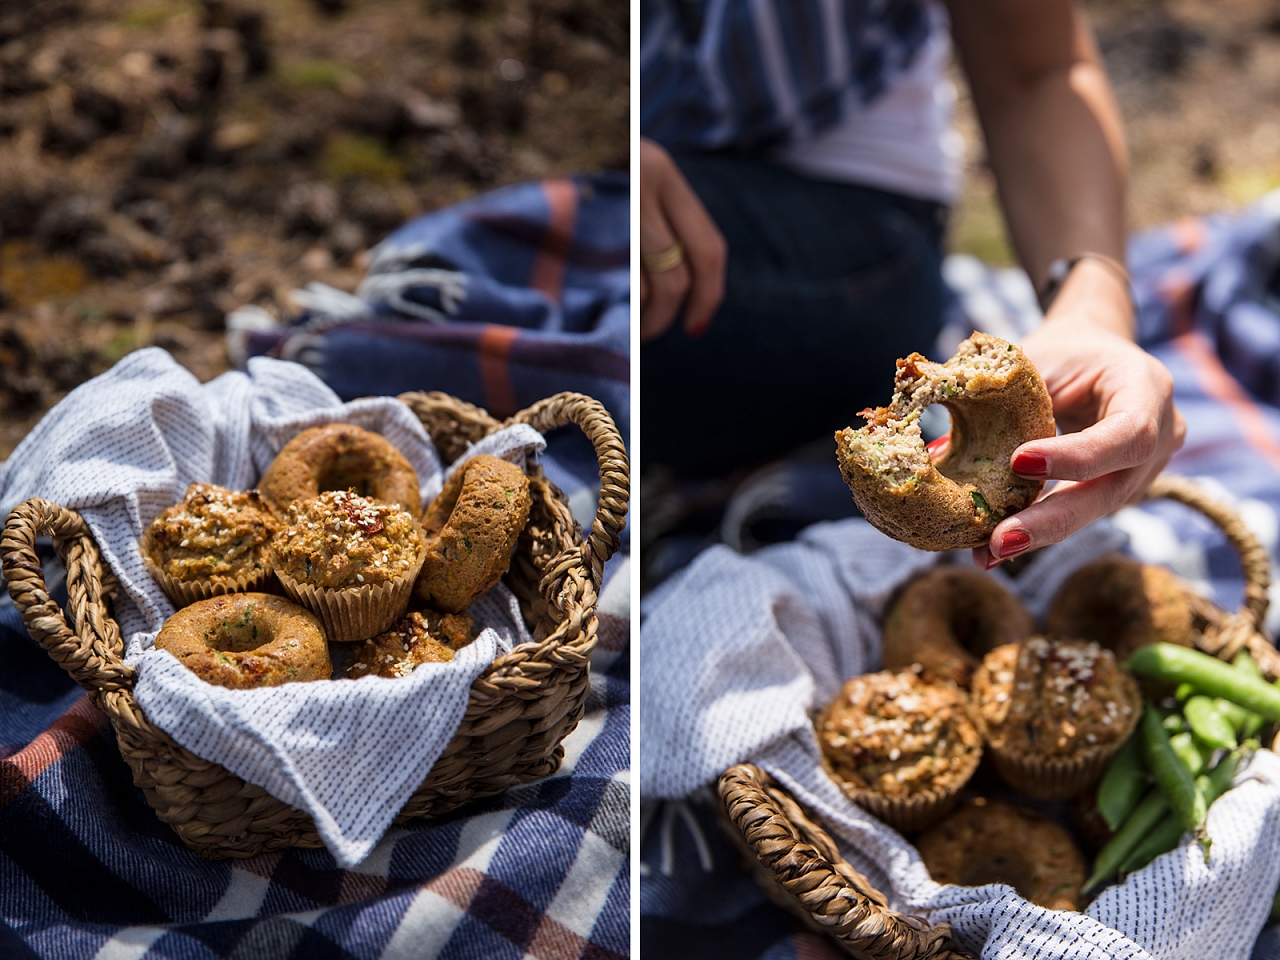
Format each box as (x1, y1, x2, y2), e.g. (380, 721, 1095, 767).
(718, 471, 1279, 960)
(0, 388, 630, 858)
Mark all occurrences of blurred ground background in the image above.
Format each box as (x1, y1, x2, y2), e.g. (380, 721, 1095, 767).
(952, 0, 1280, 265)
(0, 0, 628, 458)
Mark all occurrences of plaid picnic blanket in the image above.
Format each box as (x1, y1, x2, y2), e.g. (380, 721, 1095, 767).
(0, 173, 632, 959)
(640, 192, 1280, 959)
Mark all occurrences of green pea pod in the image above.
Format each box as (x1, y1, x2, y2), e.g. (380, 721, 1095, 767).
(1142, 703, 1208, 838)
(1175, 683, 1196, 701)
(1215, 697, 1265, 739)
(1118, 745, 1246, 875)
(1097, 734, 1146, 832)
(1162, 711, 1185, 734)
(1184, 696, 1237, 750)
(1127, 645, 1280, 720)
(1082, 788, 1169, 895)
(1168, 731, 1205, 777)
(1234, 651, 1263, 679)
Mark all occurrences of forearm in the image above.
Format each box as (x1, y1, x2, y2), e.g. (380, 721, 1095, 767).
(951, 1, 1131, 336)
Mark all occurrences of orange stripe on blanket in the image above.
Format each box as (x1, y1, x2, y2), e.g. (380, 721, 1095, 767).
(0, 694, 107, 807)
(478, 324, 521, 419)
(1172, 331, 1280, 476)
(530, 179, 578, 304)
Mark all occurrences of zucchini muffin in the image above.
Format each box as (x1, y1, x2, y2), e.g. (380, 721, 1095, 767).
(1046, 555, 1194, 663)
(817, 668, 983, 833)
(835, 332, 1055, 551)
(882, 566, 1035, 688)
(415, 455, 532, 613)
(917, 798, 1087, 911)
(141, 483, 278, 607)
(272, 490, 426, 641)
(973, 637, 1142, 799)
(344, 609, 475, 679)
(155, 593, 330, 689)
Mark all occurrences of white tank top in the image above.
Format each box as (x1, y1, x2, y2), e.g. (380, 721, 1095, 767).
(770, 2, 962, 204)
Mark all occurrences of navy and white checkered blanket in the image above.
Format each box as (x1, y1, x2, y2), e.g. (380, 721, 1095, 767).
(0, 172, 631, 959)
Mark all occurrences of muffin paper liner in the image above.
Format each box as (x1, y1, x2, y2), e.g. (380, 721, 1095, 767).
(142, 540, 272, 609)
(816, 692, 984, 835)
(826, 743, 982, 835)
(275, 545, 426, 643)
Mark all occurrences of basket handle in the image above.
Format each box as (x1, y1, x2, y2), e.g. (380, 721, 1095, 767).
(1, 498, 135, 700)
(719, 764, 974, 960)
(1144, 473, 1270, 627)
(501, 392, 629, 578)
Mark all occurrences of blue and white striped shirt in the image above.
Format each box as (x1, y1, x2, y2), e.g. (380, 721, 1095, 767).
(640, 0, 934, 152)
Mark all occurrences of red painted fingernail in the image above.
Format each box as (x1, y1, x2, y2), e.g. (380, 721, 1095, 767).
(1012, 452, 1048, 477)
(981, 550, 1002, 570)
(997, 529, 1032, 559)
(926, 435, 950, 457)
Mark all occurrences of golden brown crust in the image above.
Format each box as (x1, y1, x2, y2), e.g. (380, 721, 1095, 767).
(917, 798, 1087, 911)
(1046, 555, 1194, 663)
(154, 592, 331, 689)
(973, 638, 1142, 799)
(415, 455, 531, 613)
(344, 610, 476, 679)
(141, 484, 278, 604)
(882, 566, 1035, 688)
(258, 423, 421, 518)
(835, 333, 1055, 551)
(817, 670, 983, 799)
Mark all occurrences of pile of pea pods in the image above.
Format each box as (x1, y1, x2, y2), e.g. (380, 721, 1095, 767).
(1084, 643, 1280, 895)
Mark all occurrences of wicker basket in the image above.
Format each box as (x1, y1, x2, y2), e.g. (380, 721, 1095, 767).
(717, 473, 1280, 960)
(0, 390, 628, 860)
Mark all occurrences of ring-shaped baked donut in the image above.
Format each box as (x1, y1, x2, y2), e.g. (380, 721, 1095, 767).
(414, 455, 531, 613)
(154, 592, 331, 689)
(836, 332, 1056, 551)
(916, 798, 1087, 911)
(258, 424, 421, 518)
(881, 566, 1035, 688)
(1046, 555, 1194, 663)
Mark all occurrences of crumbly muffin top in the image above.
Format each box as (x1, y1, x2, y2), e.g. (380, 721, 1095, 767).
(818, 669, 982, 798)
(346, 610, 475, 679)
(143, 483, 277, 584)
(273, 490, 422, 589)
(974, 638, 1138, 757)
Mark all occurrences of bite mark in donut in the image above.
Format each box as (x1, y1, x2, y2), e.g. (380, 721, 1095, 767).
(155, 593, 331, 689)
(259, 423, 421, 518)
(835, 333, 1056, 551)
(414, 455, 531, 613)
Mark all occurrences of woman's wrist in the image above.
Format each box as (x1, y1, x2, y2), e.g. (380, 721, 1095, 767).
(1040, 256, 1135, 339)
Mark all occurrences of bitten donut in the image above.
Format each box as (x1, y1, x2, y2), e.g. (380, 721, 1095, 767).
(414, 455, 531, 613)
(882, 566, 1035, 688)
(835, 332, 1056, 551)
(1046, 555, 1194, 663)
(258, 423, 421, 518)
(154, 593, 331, 689)
(916, 798, 1087, 911)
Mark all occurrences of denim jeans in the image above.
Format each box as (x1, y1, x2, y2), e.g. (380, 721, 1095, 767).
(641, 152, 948, 475)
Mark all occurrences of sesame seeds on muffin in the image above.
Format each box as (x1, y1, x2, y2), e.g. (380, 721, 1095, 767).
(345, 610, 476, 679)
(272, 490, 423, 591)
(818, 669, 983, 799)
(975, 638, 1137, 757)
(142, 483, 278, 597)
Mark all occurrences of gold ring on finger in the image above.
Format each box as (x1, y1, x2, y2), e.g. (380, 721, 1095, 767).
(642, 242, 685, 274)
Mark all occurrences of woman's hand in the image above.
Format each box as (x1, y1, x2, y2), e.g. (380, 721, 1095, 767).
(972, 263, 1186, 568)
(639, 137, 727, 342)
